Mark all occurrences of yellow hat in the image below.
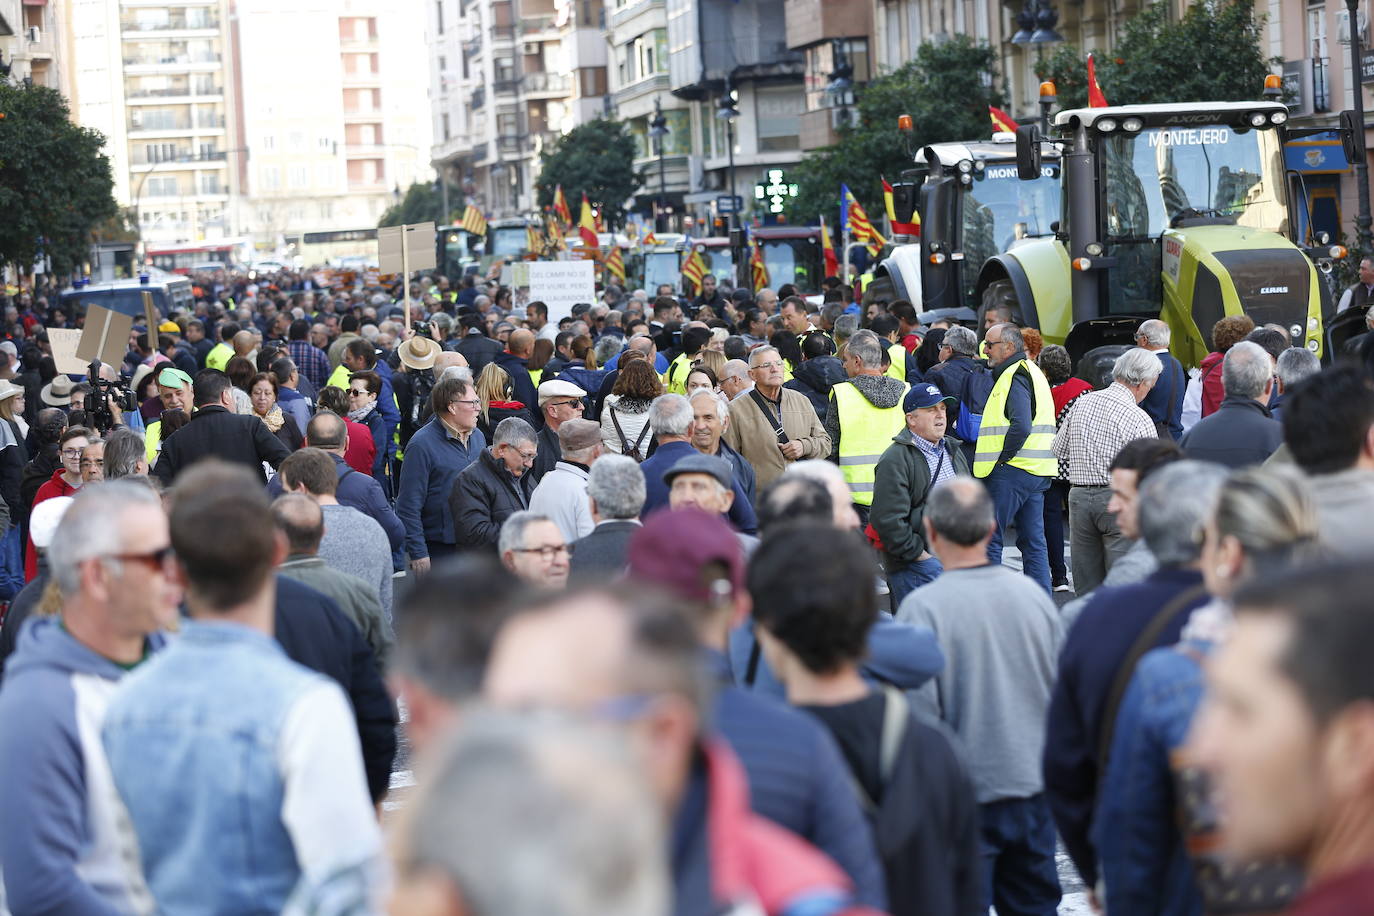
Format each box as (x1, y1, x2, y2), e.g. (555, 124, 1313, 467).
(158, 320, 181, 333)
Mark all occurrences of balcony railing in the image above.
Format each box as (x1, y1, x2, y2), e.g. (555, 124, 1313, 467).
(491, 25, 516, 41)
(1313, 56, 1330, 113)
(471, 86, 486, 108)
(127, 85, 222, 99)
(496, 134, 524, 154)
(521, 71, 569, 94)
(492, 78, 520, 96)
(122, 53, 222, 67)
(520, 15, 557, 34)
(120, 16, 220, 32)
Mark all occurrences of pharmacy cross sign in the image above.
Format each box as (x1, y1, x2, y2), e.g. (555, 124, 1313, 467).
(754, 169, 800, 214)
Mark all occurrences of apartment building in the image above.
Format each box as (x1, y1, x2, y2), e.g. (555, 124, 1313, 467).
(0, 0, 71, 92)
(427, 0, 608, 221)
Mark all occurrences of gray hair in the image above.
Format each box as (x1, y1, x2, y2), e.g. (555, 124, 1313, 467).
(746, 347, 778, 369)
(439, 365, 474, 385)
(689, 387, 729, 420)
(1138, 461, 1228, 567)
(1112, 348, 1165, 387)
(493, 416, 537, 449)
(846, 329, 884, 369)
(943, 325, 978, 357)
(833, 314, 860, 344)
(400, 709, 667, 916)
(594, 335, 623, 366)
(103, 427, 147, 480)
(925, 476, 995, 546)
(587, 455, 646, 520)
(498, 510, 556, 556)
(991, 324, 1025, 353)
(1137, 319, 1171, 348)
(721, 358, 750, 381)
(648, 393, 693, 438)
(1276, 347, 1320, 389)
(1221, 340, 1273, 399)
(473, 294, 491, 309)
(49, 480, 164, 595)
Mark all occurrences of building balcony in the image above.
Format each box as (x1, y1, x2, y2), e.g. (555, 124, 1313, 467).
(612, 72, 668, 106)
(471, 87, 485, 108)
(343, 71, 382, 87)
(530, 129, 562, 150)
(122, 54, 223, 72)
(125, 87, 223, 103)
(521, 71, 570, 96)
(348, 180, 389, 193)
(492, 78, 519, 97)
(343, 109, 384, 122)
(519, 15, 558, 36)
(607, 0, 663, 28)
(490, 25, 516, 43)
(130, 154, 230, 169)
(495, 134, 524, 155)
(345, 143, 389, 156)
(339, 35, 380, 51)
(120, 13, 221, 30)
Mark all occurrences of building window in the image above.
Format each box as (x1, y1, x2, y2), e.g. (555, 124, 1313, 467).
(803, 39, 870, 112)
(289, 165, 308, 188)
(442, 113, 451, 140)
(436, 0, 444, 33)
(263, 134, 275, 151)
(756, 85, 804, 151)
(147, 176, 178, 197)
(261, 166, 281, 190)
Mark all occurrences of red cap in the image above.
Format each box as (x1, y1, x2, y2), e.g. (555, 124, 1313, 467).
(628, 508, 745, 604)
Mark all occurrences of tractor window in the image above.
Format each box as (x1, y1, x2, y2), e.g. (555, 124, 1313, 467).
(961, 164, 1061, 304)
(1101, 125, 1289, 239)
(488, 227, 528, 257)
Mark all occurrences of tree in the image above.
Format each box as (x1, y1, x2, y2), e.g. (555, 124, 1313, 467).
(0, 83, 118, 274)
(1036, 0, 1280, 110)
(784, 35, 1004, 226)
(378, 180, 462, 228)
(534, 118, 641, 230)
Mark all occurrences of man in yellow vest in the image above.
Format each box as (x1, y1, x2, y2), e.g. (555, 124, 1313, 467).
(825, 329, 909, 525)
(662, 326, 711, 396)
(143, 367, 195, 462)
(972, 323, 1056, 593)
(203, 324, 236, 372)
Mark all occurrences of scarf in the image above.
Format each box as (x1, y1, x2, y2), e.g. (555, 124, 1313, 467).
(348, 405, 374, 424)
(261, 405, 285, 432)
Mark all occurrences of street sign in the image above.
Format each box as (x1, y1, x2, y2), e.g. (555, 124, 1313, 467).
(716, 195, 743, 214)
(1362, 48, 1374, 84)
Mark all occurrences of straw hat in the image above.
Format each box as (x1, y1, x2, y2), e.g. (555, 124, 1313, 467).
(41, 375, 76, 407)
(397, 335, 440, 371)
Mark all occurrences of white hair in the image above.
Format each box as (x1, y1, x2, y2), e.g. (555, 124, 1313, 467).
(49, 481, 163, 595)
(1112, 347, 1165, 387)
(648, 394, 693, 438)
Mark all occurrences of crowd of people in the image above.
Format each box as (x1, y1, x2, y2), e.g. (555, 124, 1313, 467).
(0, 262, 1370, 916)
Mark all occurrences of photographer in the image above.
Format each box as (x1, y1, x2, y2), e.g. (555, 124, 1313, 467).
(81, 362, 138, 438)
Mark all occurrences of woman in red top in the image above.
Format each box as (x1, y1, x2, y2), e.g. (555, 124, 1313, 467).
(1040, 345, 1093, 592)
(26, 426, 91, 581)
(317, 386, 375, 475)
(1198, 314, 1256, 418)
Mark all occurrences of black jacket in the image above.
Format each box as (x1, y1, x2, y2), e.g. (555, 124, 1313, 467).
(530, 422, 561, 484)
(785, 356, 848, 424)
(476, 402, 536, 444)
(455, 334, 504, 379)
(152, 405, 291, 484)
(569, 519, 639, 582)
(493, 351, 540, 419)
(1180, 395, 1283, 469)
(273, 575, 397, 803)
(871, 433, 970, 565)
(450, 447, 535, 552)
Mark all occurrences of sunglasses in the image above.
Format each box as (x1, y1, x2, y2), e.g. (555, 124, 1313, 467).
(105, 545, 175, 572)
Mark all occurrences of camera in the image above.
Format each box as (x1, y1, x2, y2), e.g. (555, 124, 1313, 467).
(85, 359, 138, 435)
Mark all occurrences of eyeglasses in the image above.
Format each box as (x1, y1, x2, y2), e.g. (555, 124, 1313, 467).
(105, 545, 175, 572)
(512, 543, 571, 560)
(348, 389, 370, 398)
(79, 458, 103, 467)
(549, 399, 584, 410)
(61, 447, 84, 458)
(753, 361, 784, 371)
(449, 398, 481, 410)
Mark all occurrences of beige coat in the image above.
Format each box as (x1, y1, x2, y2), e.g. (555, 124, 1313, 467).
(722, 387, 831, 489)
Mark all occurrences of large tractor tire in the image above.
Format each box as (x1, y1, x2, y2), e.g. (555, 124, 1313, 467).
(978, 279, 1023, 333)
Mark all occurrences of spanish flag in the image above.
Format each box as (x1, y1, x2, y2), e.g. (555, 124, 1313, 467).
(460, 204, 487, 236)
(820, 217, 839, 278)
(578, 193, 599, 248)
(526, 224, 541, 254)
(681, 244, 707, 294)
(642, 230, 660, 247)
(605, 246, 625, 282)
(882, 176, 920, 236)
(1087, 54, 1109, 108)
(988, 105, 1019, 135)
(553, 184, 573, 228)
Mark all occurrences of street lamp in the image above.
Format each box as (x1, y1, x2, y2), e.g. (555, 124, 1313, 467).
(1346, 0, 1373, 255)
(649, 98, 669, 233)
(715, 84, 739, 233)
(1011, 0, 1063, 45)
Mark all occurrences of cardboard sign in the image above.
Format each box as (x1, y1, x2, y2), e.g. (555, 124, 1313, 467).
(76, 305, 134, 372)
(526, 260, 595, 325)
(48, 329, 88, 376)
(142, 290, 158, 340)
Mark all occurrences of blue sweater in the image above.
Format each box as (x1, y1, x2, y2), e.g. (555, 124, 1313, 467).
(705, 650, 887, 909)
(395, 418, 486, 558)
(639, 440, 757, 534)
(1043, 566, 1208, 887)
(269, 452, 404, 553)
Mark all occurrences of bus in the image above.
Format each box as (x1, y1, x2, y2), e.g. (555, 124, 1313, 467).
(145, 239, 251, 274)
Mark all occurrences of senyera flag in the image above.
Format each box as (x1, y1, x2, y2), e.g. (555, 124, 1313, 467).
(578, 194, 599, 248)
(748, 230, 768, 291)
(460, 204, 487, 236)
(988, 105, 1019, 135)
(605, 246, 625, 282)
(553, 184, 573, 228)
(882, 176, 920, 236)
(681, 242, 706, 294)
(1087, 54, 1109, 108)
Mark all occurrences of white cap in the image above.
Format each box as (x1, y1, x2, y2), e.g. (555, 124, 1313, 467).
(31, 496, 73, 550)
(537, 379, 587, 407)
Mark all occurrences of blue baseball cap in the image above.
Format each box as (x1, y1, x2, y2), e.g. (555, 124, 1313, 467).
(903, 383, 957, 413)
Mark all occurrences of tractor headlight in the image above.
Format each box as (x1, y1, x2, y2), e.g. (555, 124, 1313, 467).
(959, 173, 973, 186)
(1085, 241, 1105, 256)
(1307, 339, 1320, 352)
(1309, 316, 1319, 331)
(1248, 112, 1268, 127)
(1122, 117, 1144, 132)
(957, 159, 973, 174)
(973, 160, 986, 173)
(1290, 324, 1304, 339)
(1270, 111, 1288, 125)
(1095, 118, 1118, 133)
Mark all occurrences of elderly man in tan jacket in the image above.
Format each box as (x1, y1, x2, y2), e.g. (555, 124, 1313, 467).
(722, 345, 831, 488)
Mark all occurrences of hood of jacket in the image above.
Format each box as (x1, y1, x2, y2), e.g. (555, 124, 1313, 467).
(848, 373, 908, 408)
(5, 615, 167, 683)
(792, 356, 847, 393)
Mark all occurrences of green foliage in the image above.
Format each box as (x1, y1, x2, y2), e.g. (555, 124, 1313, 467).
(1036, 0, 1281, 109)
(379, 181, 461, 228)
(535, 118, 642, 230)
(0, 83, 118, 274)
(784, 35, 1004, 225)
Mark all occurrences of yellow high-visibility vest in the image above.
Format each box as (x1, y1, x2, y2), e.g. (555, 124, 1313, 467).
(972, 357, 1057, 478)
(833, 379, 909, 506)
(886, 342, 906, 382)
(204, 342, 233, 372)
(662, 352, 693, 395)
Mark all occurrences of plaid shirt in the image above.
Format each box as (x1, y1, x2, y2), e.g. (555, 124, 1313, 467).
(287, 339, 331, 391)
(911, 430, 956, 488)
(1051, 382, 1157, 486)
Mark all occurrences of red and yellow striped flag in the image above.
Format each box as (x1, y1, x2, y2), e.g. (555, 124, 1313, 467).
(605, 246, 625, 282)
(988, 105, 1019, 135)
(845, 189, 885, 256)
(578, 194, 599, 248)
(553, 184, 572, 227)
(749, 241, 768, 291)
(460, 204, 487, 236)
(820, 217, 839, 277)
(681, 245, 706, 294)
(882, 176, 920, 236)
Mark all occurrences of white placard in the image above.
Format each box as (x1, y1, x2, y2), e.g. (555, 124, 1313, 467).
(526, 260, 595, 325)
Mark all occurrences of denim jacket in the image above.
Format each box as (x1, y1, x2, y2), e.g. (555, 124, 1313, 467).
(101, 621, 335, 915)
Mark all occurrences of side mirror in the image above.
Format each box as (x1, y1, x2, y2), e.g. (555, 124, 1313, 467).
(1340, 110, 1362, 167)
(1016, 124, 1044, 181)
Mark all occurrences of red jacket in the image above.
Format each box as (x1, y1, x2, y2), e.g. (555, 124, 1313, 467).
(342, 418, 376, 476)
(1052, 377, 1094, 416)
(26, 470, 78, 581)
(698, 739, 888, 916)
(1199, 351, 1226, 418)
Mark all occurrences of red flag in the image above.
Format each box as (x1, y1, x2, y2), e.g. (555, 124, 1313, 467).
(749, 241, 768, 291)
(578, 193, 599, 248)
(1087, 54, 1109, 108)
(988, 105, 1019, 135)
(605, 246, 625, 282)
(820, 217, 839, 278)
(883, 176, 919, 236)
(553, 184, 572, 227)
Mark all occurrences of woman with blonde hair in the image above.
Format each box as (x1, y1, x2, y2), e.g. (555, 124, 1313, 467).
(693, 348, 726, 381)
(475, 363, 535, 442)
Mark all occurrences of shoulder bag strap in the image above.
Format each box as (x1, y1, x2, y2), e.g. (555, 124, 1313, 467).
(878, 685, 910, 786)
(916, 446, 948, 506)
(1096, 582, 1209, 786)
(747, 388, 790, 443)
(609, 405, 632, 453)
(1163, 356, 1180, 426)
(631, 416, 652, 451)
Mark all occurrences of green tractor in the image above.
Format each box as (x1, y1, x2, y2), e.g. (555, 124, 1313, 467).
(985, 95, 1346, 372)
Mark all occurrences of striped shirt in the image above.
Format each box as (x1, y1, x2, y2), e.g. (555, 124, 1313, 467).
(1051, 382, 1157, 486)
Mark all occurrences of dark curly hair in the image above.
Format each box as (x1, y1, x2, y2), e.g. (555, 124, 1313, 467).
(1038, 344, 1073, 386)
(612, 358, 663, 401)
(747, 523, 878, 675)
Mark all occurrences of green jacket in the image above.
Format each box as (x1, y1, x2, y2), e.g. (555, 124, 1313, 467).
(871, 430, 970, 564)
